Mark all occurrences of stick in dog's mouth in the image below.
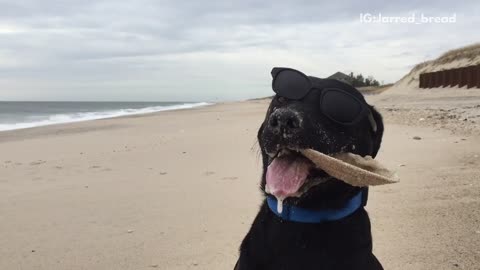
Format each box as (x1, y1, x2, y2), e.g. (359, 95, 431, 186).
(300, 149, 399, 187)
(265, 148, 399, 213)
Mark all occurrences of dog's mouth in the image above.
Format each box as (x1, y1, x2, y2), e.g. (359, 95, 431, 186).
(265, 148, 331, 203)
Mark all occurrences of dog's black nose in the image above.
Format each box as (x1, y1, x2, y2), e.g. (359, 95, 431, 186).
(268, 109, 302, 136)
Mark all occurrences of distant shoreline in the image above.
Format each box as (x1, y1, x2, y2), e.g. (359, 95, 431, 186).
(0, 101, 212, 132)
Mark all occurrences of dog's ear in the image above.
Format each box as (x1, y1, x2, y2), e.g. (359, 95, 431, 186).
(257, 121, 264, 142)
(257, 122, 269, 166)
(369, 106, 384, 158)
(257, 102, 274, 145)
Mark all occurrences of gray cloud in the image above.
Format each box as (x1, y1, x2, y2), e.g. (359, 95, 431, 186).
(0, 0, 479, 101)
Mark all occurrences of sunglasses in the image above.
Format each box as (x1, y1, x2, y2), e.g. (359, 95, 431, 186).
(271, 67, 377, 131)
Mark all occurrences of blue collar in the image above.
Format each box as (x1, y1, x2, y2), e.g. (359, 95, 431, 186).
(266, 192, 363, 223)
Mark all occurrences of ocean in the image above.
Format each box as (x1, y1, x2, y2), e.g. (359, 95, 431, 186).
(0, 101, 210, 132)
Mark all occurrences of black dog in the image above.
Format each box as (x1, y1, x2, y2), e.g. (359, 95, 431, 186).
(235, 68, 384, 270)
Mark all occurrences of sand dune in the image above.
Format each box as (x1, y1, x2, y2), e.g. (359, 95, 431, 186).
(388, 43, 480, 95)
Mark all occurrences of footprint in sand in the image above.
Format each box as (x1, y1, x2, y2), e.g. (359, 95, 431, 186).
(204, 171, 215, 176)
(89, 165, 101, 169)
(434, 194, 452, 201)
(30, 160, 46, 166)
(222, 176, 238, 180)
(159, 172, 168, 175)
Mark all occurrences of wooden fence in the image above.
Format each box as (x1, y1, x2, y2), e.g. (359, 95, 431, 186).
(419, 65, 480, 89)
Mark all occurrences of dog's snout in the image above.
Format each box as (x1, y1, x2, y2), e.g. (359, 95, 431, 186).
(268, 109, 302, 135)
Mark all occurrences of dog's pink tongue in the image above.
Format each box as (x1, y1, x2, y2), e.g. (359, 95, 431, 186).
(266, 156, 310, 199)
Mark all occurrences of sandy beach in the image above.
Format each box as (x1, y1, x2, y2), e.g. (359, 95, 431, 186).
(1, 94, 480, 269)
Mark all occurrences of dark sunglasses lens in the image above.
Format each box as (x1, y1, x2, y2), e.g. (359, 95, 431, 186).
(321, 90, 363, 124)
(273, 70, 311, 99)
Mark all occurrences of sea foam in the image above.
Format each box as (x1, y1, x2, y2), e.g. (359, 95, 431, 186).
(0, 102, 211, 132)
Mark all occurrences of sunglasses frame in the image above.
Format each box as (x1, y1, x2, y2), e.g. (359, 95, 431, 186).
(271, 67, 375, 129)
(319, 87, 370, 126)
(271, 67, 312, 100)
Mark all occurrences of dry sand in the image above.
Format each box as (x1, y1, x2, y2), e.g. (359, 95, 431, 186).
(1, 96, 480, 270)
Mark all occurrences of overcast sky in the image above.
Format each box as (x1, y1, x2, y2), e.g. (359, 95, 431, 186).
(0, 1, 479, 102)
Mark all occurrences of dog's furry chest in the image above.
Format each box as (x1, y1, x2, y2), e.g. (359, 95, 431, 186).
(237, 203, 383, 270)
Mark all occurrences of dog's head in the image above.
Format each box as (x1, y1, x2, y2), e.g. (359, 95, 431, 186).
(258, 68, 384, 208)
